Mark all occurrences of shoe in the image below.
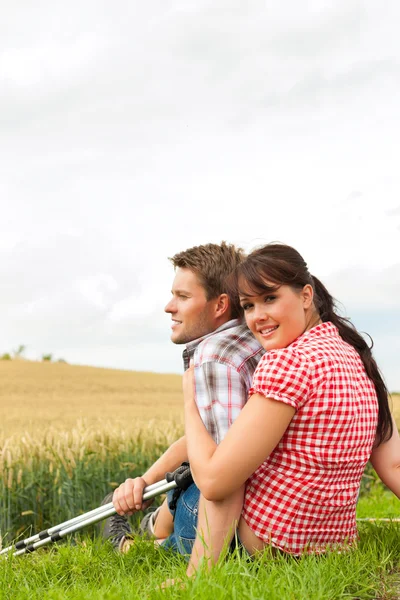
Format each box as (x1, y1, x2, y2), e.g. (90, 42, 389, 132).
(139, 506, 162, 536)
(100, 492, 133, 552)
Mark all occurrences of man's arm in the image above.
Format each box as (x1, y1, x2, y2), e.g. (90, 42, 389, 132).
(370, 417, 400, 499)
(142, 435, 188, 483)
(113, 435, 188, 515)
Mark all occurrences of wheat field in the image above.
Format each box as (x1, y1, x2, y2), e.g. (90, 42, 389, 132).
(0, 360, 184, 438)
(0, 360, 398, 540)
(0, 361, 185, 539)
(1, 360, 398, 436)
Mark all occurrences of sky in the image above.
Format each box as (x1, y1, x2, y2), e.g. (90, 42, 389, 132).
(1, 1, 399, 390)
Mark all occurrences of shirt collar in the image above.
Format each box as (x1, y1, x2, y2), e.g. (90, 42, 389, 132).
(182, 318, 242, 369)
(290, 321, 338, 349)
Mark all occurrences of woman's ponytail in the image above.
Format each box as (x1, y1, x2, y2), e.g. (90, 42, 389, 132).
(312, 275, 393, 445)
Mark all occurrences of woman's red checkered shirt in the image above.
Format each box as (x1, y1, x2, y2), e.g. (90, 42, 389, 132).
(243, 322, 378, 555)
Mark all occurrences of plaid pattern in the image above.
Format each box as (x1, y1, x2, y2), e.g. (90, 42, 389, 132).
(243, 322, 378, 555)
(184, 320, 264, 444)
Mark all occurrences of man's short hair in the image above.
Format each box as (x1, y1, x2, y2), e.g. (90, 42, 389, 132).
(169, 241, 244, 319)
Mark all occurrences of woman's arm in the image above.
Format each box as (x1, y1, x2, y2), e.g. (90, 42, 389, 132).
(370, 417, 400, 499)
(183, 365, 295, 501)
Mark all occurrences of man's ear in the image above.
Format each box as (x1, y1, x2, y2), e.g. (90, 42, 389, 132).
(301, 284, 314, 309)
(214, 293, 230, 318)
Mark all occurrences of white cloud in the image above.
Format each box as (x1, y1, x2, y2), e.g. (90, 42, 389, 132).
(325, 265, 400, 311)
(1, 1, 400, 388)
(108, 294, 159, 322)
(77, 274, 119, 310)
(0, 33, 101, 86)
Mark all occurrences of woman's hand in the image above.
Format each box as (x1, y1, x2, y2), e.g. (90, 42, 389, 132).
(182, 359, 195, 406)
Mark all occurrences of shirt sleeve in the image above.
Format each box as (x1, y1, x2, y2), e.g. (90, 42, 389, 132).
(249, 348, 311, 410)
(194, 361, 248, 445)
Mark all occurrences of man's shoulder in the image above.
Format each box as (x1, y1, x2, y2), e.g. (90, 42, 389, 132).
(196, 323, 264, 367)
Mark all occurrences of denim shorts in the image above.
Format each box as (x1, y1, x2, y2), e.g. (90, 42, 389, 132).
(162, 483, 200, 556)
(161, 483, 250, 559)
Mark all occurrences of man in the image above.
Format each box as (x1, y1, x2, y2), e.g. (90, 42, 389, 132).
(103, 241, 263, 564)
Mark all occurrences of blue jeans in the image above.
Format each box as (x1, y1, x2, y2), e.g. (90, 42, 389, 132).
(162, 483, 200, 556)
(160, 483, 249, 559)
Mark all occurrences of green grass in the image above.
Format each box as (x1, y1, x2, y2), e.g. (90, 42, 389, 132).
(357, 463, 400, 520)
(357, 487, 400, 519)
(0, 485, 399, 599)
(1, 524, 400, 600)
(2, 440, 400, 598)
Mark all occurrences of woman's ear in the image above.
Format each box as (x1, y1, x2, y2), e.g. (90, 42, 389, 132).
(301, 284, 314, 309)
(215, 293, 230, 318)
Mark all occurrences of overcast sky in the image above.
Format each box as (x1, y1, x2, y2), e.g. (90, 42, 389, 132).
(1, 1, 399, 390)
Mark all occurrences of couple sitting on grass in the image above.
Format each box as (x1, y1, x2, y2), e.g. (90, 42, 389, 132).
(102, 241, 400, 578)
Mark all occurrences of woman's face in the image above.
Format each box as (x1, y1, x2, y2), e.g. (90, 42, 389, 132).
(239, 282, 314, 351)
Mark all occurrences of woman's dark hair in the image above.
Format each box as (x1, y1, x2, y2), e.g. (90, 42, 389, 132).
(235, 243, 392, 445)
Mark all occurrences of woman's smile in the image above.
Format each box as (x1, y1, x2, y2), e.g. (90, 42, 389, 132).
(257, 325, 279, 338)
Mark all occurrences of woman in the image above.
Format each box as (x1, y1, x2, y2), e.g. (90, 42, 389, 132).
(179, 243, 394, 574)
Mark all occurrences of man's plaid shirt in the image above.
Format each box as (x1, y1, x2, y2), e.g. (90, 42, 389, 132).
(183, 319, 264, 444)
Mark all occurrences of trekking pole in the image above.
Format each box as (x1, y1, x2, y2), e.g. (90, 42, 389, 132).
(356, 518, 400, 522)
(10, 479, 177, 558)
(1, 478, 171, 558)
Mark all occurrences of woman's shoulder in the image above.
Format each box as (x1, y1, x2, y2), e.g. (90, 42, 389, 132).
(257, 344, 309, 373)
(251, 345, 313, 409)
(252, 329, 337, 408)
(257, 324, 337, 374)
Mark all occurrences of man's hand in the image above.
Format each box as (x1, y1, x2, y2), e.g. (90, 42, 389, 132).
(111, 436, 189, 516)
(112, 477, 153, 515)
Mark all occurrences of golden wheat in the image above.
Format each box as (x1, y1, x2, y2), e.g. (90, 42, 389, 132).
(391, 393, 400, 425)
(0, 419, 183, 476)
(0, 360, 183, 436)
(0, 360, 398, 539)
(0, 361, 398, 470)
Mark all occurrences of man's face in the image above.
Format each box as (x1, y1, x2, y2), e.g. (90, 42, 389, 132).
(164, 267, 218, 344)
